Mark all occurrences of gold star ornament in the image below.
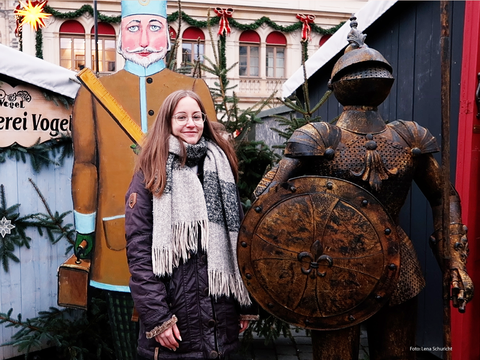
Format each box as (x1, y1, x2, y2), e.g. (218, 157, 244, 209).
(15, 0, 51, 31)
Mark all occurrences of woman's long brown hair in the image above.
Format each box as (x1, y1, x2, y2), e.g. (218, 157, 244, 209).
(135, 90, 238, 197)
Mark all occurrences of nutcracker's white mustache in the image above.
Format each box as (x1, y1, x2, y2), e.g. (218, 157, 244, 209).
(126, 46, 165, 54)
(119, 46, 167, 68)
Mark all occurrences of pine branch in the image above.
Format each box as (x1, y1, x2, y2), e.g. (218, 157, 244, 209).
(28, 178, 75, 246)
(0, 299, 115, 360)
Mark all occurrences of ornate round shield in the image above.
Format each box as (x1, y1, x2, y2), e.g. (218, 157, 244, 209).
(238, 176, 400, 330)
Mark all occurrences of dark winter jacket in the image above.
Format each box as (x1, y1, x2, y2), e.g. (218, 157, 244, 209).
(125, 171, 252, 360)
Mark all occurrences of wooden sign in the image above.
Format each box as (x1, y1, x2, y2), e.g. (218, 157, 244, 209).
(0, 80, 73, 147)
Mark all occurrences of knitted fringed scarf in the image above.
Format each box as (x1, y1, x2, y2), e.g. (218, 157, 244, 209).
(152, 136, 251, 306)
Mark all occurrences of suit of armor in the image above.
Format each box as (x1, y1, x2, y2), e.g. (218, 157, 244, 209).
(251, 19, 472, 359)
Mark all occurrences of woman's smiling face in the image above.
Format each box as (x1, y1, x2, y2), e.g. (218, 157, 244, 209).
(171, 96, 204, 145)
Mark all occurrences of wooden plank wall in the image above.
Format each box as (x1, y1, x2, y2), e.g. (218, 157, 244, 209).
(301, 1, 465, 355)
(0, 155, 73, 359)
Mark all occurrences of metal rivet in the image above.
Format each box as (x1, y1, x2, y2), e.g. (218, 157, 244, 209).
(384, 228, 391, 235)
(254, 206, 262, 213)
(411, 147, 421, 156)
(241, 241, 247, 248)
(148, 109, 154, 116)
(375, 294, 383, 300)
(361, 199, 368, 207)
(290, 186, 297, 193)
(325, 148, 335, 159)
(348, 315, 355, 321)
(388, 263, 397, 271)
(246, 273, 252, 279)
(326, 182, 333, 190)
(146, 77, 153, 84)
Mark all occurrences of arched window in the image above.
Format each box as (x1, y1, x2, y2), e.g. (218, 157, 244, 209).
(90, 23, 116, 73)
(182, 27, 205, 66)
(266, 31, 286, 78)
(319, 34, 331, 47)
(239, 30, 260, 77)
(59, 20, 85, 71)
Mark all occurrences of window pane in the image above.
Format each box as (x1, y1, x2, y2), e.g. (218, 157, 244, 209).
(60, 59, 72, 69)
(73, 38, 85, 70)
(266, 47, 274, 77)
(60, 36, 85, 71)
(276, 48, 285, 78)
(105, 39, 116, 72)
(196, 43, 204, 63)
(182, 43, 193, 64)
(250, 46, 259, 77)
(250, 46, 259, 76)
(239, 46, 247, 76)
(91, 39, 103, 72)
(60, 38, 72, 61)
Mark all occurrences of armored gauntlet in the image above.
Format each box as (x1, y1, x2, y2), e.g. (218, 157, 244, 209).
(430, 188, 473, 312)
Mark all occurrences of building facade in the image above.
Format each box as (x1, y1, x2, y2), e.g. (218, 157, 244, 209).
(1, 0, 367, 109)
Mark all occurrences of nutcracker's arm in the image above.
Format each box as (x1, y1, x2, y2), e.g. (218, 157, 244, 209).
(71, 88, 98, 259)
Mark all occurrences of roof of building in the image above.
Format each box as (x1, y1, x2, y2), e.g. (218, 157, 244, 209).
(281, 0, 398, 98)
(0, 44, 80, 99)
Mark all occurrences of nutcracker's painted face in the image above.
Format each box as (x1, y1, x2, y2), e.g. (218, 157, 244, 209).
(118, 14, 169, 68)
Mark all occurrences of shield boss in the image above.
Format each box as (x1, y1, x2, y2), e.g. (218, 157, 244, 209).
(238, 176, 400, 330)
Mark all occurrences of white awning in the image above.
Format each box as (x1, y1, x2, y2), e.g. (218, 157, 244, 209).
(0, 44, 80, 99)
(282, 0, 398, 98)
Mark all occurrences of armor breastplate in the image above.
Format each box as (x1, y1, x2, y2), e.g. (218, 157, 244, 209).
(309, 127, 414, 220)
(284, 120, 439, 221)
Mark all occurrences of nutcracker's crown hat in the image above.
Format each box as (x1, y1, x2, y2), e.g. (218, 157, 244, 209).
(121, 0, 167, 18)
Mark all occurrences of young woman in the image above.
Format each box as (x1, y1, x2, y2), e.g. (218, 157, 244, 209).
(125, 90, 257, 360)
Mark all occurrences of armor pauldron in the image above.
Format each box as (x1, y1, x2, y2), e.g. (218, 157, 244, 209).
(388, 120, 440, 156)
(285, 122, 341, 158)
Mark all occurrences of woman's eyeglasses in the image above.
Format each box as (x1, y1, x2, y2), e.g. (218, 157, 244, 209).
(172, 112, 206, 125)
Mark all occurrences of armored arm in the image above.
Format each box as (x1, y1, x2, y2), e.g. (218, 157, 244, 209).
(253, 157, 304, 199)
(71, 88, 98, 258)
(254, 122, 341, 199)
(414, 154, 473, 311)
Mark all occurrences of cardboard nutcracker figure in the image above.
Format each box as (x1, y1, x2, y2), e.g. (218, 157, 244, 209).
(64, 1, 216, 358)
(238, 19, 473, 359)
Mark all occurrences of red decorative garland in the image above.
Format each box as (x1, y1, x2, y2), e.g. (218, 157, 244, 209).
(214, 7, 234, 36)
(296, 13, 316, 41)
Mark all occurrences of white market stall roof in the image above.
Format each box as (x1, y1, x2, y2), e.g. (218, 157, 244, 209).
(0, 44, 80, 99)
(282, 0, 398, 98)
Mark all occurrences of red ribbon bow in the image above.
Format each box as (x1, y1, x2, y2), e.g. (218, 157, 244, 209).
(214, 7, 234, 36)
(296, 13, 316, 41)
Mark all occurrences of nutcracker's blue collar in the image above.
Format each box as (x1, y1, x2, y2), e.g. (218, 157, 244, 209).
(124, 59, 165, 77)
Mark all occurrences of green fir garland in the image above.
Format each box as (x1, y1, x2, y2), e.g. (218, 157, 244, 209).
(35, 28, 43, 59)
(0, 135, 73, 173)
(44, 6, 340, 35)
(44, 4, 121, 23)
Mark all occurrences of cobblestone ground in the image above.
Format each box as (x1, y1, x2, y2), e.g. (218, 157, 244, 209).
(230, 327, 369, 360)
(230, 326, 441, 360)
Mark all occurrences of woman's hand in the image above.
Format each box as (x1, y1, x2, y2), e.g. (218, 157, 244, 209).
(155, 323, 182, 351)
(239, 320, 249, 334)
